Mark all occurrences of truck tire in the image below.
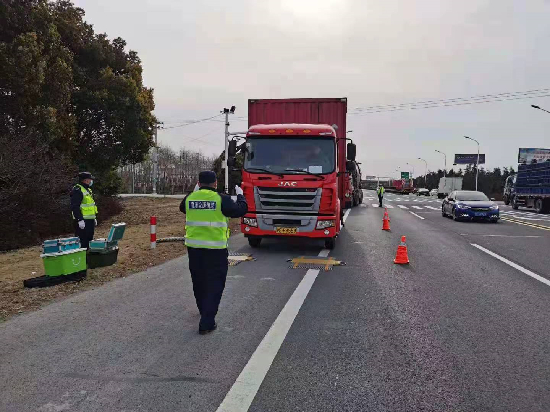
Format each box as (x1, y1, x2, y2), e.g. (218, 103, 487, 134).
(324, 237, 336, 250)
(248, 237, 262, 248)
(535, 199, 544, 214)
(512, 196, 519, 210)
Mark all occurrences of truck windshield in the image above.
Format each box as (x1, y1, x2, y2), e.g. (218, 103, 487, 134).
(244, 137, 335, 175)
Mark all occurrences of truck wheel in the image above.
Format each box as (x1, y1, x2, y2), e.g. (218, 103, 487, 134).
(248, 237, 262, 248)
(535, 199, 544, 214)
(512, 196, 519, 210)
(324, 237, 336, 250)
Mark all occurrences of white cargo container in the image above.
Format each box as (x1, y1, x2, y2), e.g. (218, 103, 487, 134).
(438, 177, 463, 198)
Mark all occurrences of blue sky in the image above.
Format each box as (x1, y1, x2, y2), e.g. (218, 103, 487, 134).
(74, 0, 550, 178)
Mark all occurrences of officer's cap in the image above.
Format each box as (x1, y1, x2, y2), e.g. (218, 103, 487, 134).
(78, 171, 95, 180)
(199, 171, 217, 184)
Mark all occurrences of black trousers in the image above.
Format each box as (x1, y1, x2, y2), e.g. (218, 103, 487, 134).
(187, 247, 229, 330)
(74, 219, 95, 249)
(378, 194, 383, 207)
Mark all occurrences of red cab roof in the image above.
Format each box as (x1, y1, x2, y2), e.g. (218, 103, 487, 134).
(247, 123, 336, 137)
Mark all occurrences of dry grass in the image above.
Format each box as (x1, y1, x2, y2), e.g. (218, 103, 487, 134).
(0, 197, 241, 321)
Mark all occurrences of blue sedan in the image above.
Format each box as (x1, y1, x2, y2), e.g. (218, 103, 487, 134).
(442, 190, 500, 222)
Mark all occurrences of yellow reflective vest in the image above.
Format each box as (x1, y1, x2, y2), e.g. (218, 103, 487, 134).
(73, 184, 98, 220)
(185, 189, 229, 249)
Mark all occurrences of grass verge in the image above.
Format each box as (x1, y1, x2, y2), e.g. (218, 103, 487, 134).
(0, 197, 241, 321)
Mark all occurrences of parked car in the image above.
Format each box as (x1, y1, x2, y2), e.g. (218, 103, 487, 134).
(416, 188, 430, 196)
(430, 189, 438, 197)
(442, 190, 499, 222)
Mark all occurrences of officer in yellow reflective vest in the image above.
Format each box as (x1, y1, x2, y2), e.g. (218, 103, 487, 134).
(377, 185, 385, 207)
(180, 171, 247, 335)
(70, 172, 98, 249)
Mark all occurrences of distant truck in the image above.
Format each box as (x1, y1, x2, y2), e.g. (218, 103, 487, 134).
(503, 161, 550, 213)
(386, 178, 414, 194)
(438, 177, 463, 198)
(345, 161, 363, 208)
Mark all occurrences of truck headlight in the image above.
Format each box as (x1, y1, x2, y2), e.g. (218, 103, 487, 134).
(316, 220, 335, 229)
(243, 217, 258, 227)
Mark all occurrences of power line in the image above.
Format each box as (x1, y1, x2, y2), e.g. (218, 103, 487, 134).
(350, 88, 550, 115)
(161, 113, 224, 129)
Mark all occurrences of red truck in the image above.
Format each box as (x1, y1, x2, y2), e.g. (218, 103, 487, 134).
(234, 98, 355, 249)
(387, 178, 414, 194)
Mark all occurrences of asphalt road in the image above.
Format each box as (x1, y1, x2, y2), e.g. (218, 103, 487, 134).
(1, 190, 549, 411)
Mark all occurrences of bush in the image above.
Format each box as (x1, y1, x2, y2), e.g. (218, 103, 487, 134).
(0, 134, 77, 250)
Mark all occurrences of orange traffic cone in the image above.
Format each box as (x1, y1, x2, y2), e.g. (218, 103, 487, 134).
(394, 236, 410, 264)
(382, 208, 391, 231)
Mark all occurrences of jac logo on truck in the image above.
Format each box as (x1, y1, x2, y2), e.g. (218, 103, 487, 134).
(278, 181, 297, 187)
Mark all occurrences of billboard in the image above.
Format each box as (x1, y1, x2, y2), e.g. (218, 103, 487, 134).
(454, 154, 486, 165)
(518, 148, 550, 164)
(401, 172, 410, 179)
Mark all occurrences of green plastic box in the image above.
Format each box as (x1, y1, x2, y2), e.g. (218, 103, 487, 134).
(41, 248, 87, 277)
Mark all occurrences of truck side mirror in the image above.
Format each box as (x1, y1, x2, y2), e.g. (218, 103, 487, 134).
(228, 140, 237, 157)
(346, 161, 355, 172)
(347, 143, 356, 161)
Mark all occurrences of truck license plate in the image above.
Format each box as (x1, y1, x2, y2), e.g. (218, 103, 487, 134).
(275, 227, 297, 234)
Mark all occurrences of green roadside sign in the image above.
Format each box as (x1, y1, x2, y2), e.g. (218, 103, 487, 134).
(401, 172, 410, 179)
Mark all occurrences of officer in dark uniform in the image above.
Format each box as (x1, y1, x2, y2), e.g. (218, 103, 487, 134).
(180, 171, 247, 334)
(70, 172, 98, 249)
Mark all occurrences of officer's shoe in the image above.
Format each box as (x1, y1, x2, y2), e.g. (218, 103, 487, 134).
(199, 323, 217, 335)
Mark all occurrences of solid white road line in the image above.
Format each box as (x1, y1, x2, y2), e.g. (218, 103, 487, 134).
(411, 206, 423, 210)
(343, 208, 351, 223)
(216, 267, 321, 412)
(218, 208, 353, 411)
(397, 205, 408, 209)
(410, 212, 425, 220)
(471, 244, 550, 288)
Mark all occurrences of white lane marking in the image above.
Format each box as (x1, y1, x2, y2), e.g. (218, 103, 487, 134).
(410, 212, 425, 220)
(384, 205, 394, 209)
(371, 204, 379, 208)
(385, 198, 393, 202)
(218, 240, 334, 411)
(460, 234, 540, 238)
(471, 244, 550, 287)
(411, 206, 423, 210)
(424, 206, 440, 210)
(343, 208, 351, 223)
(216, 268, 321, 411)
(397, 205, 408, 209)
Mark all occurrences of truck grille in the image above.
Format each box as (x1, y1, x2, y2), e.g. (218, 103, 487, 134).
(255, 187, 322, 212)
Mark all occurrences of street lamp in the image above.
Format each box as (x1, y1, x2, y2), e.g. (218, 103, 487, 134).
(406, 162, 415, 178)
(435, 150, 447, 177)
(464, 136, 480, 191)
(531, 104, 550, 114)
(417, 158, 428, 187)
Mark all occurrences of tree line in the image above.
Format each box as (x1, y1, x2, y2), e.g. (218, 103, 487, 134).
(0, 0, 156, 249)
(413, 165, 516, 199)
(118, 147, 216, 195)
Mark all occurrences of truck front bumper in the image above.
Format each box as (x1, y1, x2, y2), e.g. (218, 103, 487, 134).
(241, 213, 338, 238)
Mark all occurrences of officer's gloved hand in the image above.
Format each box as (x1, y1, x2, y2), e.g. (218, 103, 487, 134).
(193, 183, 200, 192)
(235, 185, 244, 196)
(94, 219, 98, 227)
(78, 220, 85, 230)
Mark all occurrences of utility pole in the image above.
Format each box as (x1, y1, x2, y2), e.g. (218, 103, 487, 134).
(435, 150, 447, 177)
(152, 122, 163, 195)
(222, 106, 236, 194)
